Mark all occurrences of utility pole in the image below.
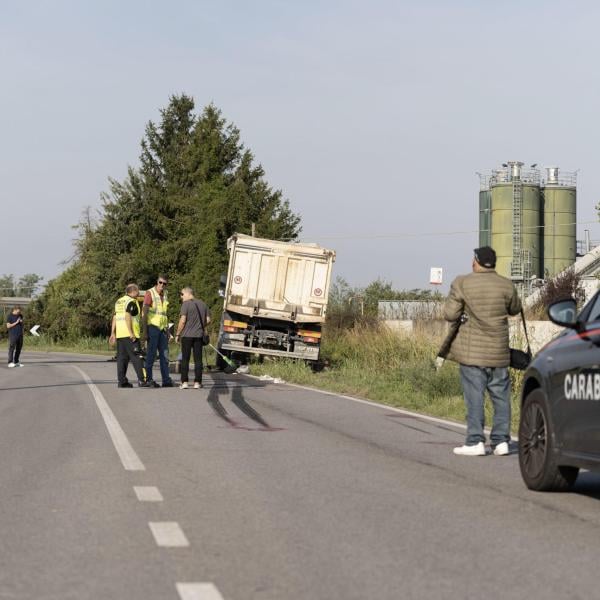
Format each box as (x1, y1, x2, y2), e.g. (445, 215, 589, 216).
(251, 223, 256, 237)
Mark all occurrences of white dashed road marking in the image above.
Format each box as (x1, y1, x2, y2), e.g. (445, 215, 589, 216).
(149, 522, 190, 547)
(73, 365, 145, 471)
(133, 486, 163, 502)
(176, 583, 225, 600)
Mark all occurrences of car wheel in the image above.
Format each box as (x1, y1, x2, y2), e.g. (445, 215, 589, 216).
(518, 389, 579, 491)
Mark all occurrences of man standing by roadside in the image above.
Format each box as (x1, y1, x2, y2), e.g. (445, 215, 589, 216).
(109, 284, 149, 388)
(175, 287, 210, 389)
(443, 247, 522, 457)
(142, 275, 174, 388)
(6, 306, 24, 368)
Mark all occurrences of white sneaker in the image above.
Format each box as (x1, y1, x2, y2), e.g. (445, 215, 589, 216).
(7, 362, 15, 368)
(193, 382, 202, 389)
(179, 382, 189, 389)
(16, 362, 23, 367)
(453, 442, 486, 456)
(493, 442, 510, 456)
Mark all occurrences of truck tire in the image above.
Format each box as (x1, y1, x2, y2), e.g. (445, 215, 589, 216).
(518, 389, 578, 491)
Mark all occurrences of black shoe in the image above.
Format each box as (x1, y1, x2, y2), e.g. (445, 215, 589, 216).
(162, 381, 174, 388)
(118, 382, 133, 388)
(146, 380, 160, 388)
(138, 381, 152, 388)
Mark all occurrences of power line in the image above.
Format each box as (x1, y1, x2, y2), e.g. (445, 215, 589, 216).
(296, 219, 600, 242)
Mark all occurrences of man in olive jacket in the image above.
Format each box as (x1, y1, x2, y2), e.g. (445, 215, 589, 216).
(444, 246, 522, 456)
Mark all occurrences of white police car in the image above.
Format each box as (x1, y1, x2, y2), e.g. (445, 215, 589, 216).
(519, 294, 600, 491)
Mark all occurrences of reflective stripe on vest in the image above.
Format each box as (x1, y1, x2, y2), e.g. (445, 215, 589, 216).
(115, 295, 140, 339)
(147, 287, 169, 330)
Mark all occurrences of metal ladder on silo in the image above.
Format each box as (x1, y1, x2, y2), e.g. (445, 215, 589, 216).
(511, 180, 523, 280)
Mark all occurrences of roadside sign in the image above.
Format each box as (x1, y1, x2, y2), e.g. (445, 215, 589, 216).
(429, 267, 443, 285)
(30, 324, 41, 336)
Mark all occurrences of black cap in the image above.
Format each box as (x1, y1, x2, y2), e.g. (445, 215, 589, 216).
(474, 246, 496, 268)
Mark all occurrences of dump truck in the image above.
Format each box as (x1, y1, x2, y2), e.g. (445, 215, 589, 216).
(217, 233, 336, 365)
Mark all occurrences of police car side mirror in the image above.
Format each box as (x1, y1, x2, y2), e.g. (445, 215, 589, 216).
(548, 298, 578, 329)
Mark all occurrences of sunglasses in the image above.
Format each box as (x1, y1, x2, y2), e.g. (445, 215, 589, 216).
(158, 280, 168, 286)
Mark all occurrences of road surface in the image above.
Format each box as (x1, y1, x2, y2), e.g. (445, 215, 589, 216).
(1, 351, 600, 599)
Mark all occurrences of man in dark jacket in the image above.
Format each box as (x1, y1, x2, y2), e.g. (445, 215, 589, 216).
(443, 247, 522, 456)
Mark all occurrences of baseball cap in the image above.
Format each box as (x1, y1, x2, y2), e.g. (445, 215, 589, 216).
(474, 246, 496, 268)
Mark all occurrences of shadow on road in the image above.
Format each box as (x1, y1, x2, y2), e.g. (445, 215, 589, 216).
(206, 378, 280, 431)
(572, 471, 600, 499)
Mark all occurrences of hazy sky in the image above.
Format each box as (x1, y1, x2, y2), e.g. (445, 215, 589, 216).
(2, 0, 600, 294)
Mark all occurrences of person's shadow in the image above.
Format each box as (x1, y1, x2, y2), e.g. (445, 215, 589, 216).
(207, 380, 278, 431)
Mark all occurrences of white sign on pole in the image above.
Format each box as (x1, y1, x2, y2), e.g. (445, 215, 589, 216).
(30, 324, 41, 336)
(429, 267, 443, 285)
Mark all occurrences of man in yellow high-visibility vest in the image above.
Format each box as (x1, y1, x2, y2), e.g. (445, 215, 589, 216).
(109, 283, 149, 388)
(142, 274, 174, 388)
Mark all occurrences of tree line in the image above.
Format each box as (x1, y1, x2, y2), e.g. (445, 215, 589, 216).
(29, 94, 301, 340)
(0, 274, 43, 298)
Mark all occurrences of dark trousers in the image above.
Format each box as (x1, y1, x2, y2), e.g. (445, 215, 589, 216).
(180, 337, 203, 383)
(117, 338, 146, 385)
(8, 336, 23, 364)
(145, 325, 171, 384)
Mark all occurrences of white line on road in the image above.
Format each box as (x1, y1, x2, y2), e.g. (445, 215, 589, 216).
(72, 365, 145, 471)
(148, 522, 190, 547)
(176, 583, 225, 600)
(133, 486, 163, 502)
(278, 381, 520, 441)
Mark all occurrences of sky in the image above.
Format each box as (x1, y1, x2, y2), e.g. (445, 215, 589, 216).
(2, 0, 600, 295)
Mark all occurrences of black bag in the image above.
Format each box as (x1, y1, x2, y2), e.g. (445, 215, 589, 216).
(509, 348, 532, 370)
(509, 311, 532, 371)
(193, 301, 210, 346)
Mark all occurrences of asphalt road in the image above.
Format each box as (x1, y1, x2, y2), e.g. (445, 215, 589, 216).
(2, 351, 600, 600)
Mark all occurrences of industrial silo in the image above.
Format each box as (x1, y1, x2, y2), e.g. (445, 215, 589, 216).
(490, 162, 542, 282)
(542, 167, 577, 278)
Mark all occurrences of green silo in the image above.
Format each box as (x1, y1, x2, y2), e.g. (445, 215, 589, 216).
(542, 168, 576, 278)
(490, 180, 541, 280)
(479, 189, 491, 247)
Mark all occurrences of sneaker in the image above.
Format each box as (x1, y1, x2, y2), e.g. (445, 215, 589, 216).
(162, 381, 174, 388)
(118, 382, 134, 388)
(493, 442, 510, 456)
(16, 362, 23, 367)
(193, 382, 203, 389)
(179, 382, 189, 389)
(7, 362, 15, 368)
(146, 380, 160, 388)
(453, 442, 486, 456)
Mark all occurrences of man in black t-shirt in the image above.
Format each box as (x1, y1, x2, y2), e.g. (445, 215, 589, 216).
(6, 306, 24, 367)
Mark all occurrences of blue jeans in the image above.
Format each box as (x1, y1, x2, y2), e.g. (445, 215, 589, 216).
(145, 325, 172, 384)
(459, 365, 511, 446)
